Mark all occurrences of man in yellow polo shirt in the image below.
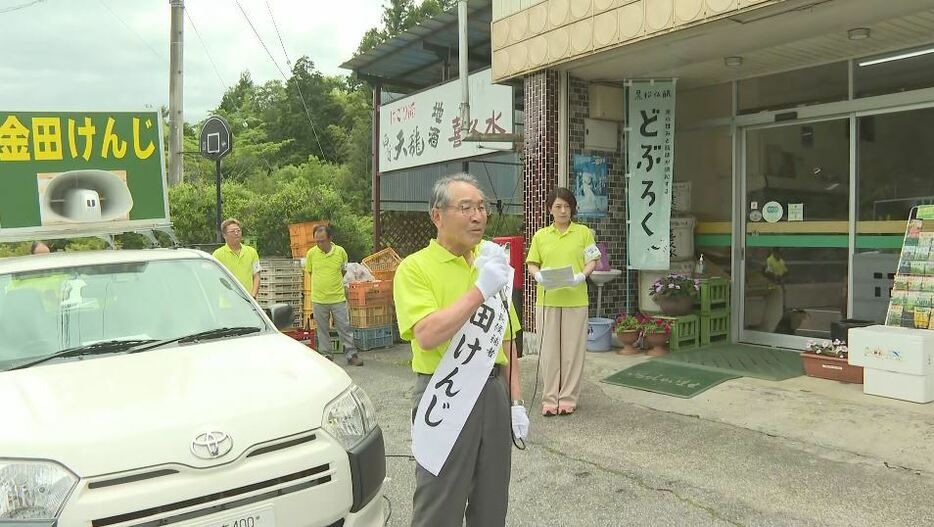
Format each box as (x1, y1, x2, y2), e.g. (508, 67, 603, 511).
(213, 218, 261, 297)
(394, 174, 526, 527)
(305, 225, 362, 366)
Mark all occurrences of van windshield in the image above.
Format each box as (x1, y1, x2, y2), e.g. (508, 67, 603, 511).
(0, 258, 268, 369)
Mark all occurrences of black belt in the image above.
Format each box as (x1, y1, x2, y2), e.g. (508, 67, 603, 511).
(419, 365, 500, 379)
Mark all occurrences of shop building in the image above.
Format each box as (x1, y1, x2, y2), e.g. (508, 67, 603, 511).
(493, 0, 934, 348)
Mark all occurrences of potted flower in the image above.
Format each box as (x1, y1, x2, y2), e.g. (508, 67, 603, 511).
(801, 339, 863, 384)
(649, 273, 700, 316)
(614, 313, 642, 356)
(641, 315, 672, 356)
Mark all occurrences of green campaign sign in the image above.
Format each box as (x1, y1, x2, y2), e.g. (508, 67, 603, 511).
(0, 110, 169, 240)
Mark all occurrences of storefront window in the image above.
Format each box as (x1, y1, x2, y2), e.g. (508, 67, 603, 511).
(673, 124, 733, 279)
(854, 107, 934, 325)
(677, 83, 731, 127)
(738, 61, 848, 115)
(854, 46, 934, 98)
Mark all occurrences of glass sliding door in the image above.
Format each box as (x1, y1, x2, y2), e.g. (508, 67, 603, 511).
(740, 118, 851, 348)
(854, 107, 934, 325)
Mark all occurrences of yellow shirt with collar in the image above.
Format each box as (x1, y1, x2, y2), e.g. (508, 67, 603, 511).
(526, 222, 598, 308)
(304, 244, 348, 304)
(393, 240, 522, 374)
(212, 244, 261, 292)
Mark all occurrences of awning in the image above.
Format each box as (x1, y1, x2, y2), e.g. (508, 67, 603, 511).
(340, 0, 494, 93)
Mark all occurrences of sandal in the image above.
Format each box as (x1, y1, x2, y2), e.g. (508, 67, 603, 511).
(542, 405, 558, 417)
(557, 406, 575, 415)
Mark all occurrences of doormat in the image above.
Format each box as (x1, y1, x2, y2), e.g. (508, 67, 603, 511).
(602, 362, 739, 399)
(655, 344, 805, 381)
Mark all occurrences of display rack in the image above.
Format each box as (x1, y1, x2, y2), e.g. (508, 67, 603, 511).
(885, 205, 934, 330)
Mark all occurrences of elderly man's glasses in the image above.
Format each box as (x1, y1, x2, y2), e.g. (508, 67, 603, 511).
(446, 203, 488, 217)
(225, 228, 242, 235)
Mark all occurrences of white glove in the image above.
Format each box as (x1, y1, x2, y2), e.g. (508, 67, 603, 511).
(479, 240, 508, 261)
(533, 271, 546, 283)
(511, 405, 529, 440)
(475, 257, 511, 300)
(572, 272, 586, 286)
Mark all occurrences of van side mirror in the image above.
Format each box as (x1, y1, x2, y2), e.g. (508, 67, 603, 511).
(265, 303, 294, 330)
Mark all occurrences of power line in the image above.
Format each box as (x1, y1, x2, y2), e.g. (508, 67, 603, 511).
(97, 0, 164, 62)
(234, 0, 288, 79)
(235, 0, 327, 159)
(265, 0, 292, 68)
(185, 8, 228, 93)
(0, 0, 44, 14)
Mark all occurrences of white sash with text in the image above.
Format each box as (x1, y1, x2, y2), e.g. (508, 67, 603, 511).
(411, 278, 513, 476)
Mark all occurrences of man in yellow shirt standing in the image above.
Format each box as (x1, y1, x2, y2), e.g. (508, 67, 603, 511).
(212, 218, 261, 298)
(394, 174, 526, 527)
(305, 225, 362, 366)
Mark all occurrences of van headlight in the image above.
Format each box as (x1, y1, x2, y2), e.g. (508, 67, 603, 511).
(0, 460, 77, 520)
(322, 385, 378, 450)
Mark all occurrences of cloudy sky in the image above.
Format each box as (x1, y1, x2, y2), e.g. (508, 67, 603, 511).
(0, 0, 383, 122)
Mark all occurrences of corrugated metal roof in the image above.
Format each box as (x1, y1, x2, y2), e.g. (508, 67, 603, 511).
(340, 0, 493, 92)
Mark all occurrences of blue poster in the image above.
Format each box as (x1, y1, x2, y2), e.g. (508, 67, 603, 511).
(573, 154, 608, 219)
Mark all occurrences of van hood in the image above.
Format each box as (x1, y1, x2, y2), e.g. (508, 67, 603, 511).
(0, 333, 350, 477)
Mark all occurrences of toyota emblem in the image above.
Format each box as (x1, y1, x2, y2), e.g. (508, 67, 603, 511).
(190, 431, 233, 459)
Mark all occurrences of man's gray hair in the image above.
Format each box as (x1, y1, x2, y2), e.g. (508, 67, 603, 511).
(429, 173, 484, 211)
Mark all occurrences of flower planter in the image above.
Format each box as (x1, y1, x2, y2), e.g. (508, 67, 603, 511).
(655, 295, 695, 316)
(616, 330, 641, 355)
(644, 332, 669, 356)
(801, 352, 863, 384)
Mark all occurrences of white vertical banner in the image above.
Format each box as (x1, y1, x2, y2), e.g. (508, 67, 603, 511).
(627, 80, 676, 270)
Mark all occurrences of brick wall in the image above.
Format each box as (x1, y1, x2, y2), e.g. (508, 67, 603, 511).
(567, 76, 639, 320)
(522, 70, 559, 331)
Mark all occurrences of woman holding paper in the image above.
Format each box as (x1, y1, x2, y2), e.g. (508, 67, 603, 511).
(526, 187, 601, 416)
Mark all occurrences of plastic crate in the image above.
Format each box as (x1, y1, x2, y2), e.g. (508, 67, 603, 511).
(288, 221, 328, 247)
(283, 328, 315, 349)
(353, 325, 394, 351)
(362, 248, 402, 275)
(656, 314, 699, 352)
(371, 269, 396, 282)
(347, 280, 393, 307)
(697, 277, 730, 314)
(350, 304, 394, 328)
(701, 308, 730, 346)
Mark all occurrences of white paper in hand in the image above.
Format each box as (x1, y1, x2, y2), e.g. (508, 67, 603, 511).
(539, 266, 576, 289)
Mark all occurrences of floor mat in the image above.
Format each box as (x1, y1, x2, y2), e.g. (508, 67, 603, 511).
(602, 361, 739, 399)
(654, 344, 805, 381)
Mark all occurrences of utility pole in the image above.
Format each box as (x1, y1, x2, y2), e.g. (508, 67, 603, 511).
(168, 0, 185, 186)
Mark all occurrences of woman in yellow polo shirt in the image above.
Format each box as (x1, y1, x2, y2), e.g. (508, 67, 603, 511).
(526, 187, 600, 416)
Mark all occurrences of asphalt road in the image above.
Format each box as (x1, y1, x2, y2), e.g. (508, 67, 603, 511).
(344, 345, 934, 527)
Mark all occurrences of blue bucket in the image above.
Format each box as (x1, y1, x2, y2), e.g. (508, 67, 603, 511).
(586, 317, 614, 352)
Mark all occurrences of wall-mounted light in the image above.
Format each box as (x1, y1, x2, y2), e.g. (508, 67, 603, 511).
(724, 56, 744, 68)
(847, 27, 871, 41)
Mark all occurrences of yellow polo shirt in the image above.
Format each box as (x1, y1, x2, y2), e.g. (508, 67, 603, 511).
(526, 222, 598, 308)
(213, 244, 261, 291)
(394, 240, 521, 374)
(304, 244, 348, 304)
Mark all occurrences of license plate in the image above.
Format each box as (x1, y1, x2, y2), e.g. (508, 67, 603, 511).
(192, 504, 276, 527)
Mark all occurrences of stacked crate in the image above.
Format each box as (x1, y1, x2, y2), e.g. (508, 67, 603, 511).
(257, 258, 303, 328)
(347, 280, 395, 351)
(357, 247, 403, 349)
(288, 221, 328, 258)
(697, 277, 731, 346)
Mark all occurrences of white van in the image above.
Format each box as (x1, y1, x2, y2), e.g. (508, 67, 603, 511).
(0, 249, 388, 526)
